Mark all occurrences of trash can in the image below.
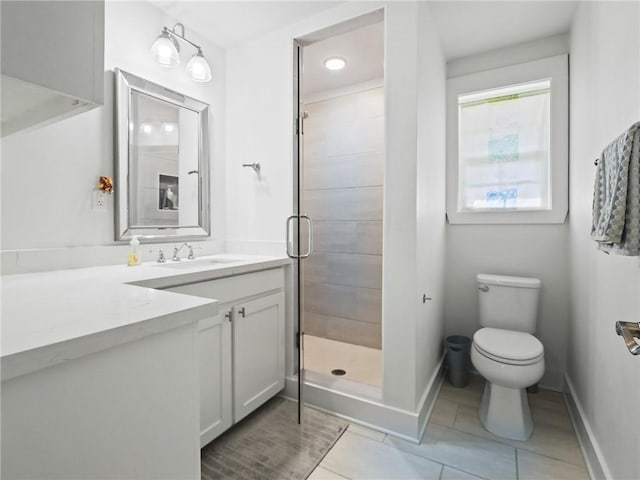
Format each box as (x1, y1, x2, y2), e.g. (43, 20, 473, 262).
(446, 335, 471, 387)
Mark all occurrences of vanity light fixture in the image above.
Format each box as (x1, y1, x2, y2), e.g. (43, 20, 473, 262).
(324, 57, 347, 71)
(150, 23, 212, 82)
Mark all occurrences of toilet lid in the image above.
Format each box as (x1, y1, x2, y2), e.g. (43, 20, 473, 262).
(473, 328, 544, 364)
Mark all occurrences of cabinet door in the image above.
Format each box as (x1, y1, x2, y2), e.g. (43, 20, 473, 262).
(198, 314, 232, 447)
(233, 292, 285, 422)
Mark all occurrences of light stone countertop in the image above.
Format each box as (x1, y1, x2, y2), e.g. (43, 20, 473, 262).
(1, 254, 291, 381)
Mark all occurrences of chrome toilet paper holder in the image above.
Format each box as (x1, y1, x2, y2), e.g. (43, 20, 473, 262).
(615, 321, 640, 356)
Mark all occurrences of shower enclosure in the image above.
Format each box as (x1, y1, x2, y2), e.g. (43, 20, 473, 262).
(289, 17, 385, 406)
(301, 87, 384, 394)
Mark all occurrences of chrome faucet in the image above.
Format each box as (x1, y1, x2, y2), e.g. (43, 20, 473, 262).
(172, 242, 195, 261)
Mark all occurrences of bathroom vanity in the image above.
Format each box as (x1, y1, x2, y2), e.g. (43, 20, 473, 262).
(161, 267, 285, 447)
(1, 255, 289, 479)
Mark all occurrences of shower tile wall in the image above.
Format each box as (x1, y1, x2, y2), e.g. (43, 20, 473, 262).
(302, 87, 384, 350)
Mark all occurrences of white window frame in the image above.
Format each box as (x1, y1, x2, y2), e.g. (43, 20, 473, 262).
(446, 54, 568, 224)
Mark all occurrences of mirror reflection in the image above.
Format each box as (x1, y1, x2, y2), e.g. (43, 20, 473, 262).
(115, 69, 210, 241)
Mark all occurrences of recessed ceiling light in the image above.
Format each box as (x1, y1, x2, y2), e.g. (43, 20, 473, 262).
(324, 57, 346, 71)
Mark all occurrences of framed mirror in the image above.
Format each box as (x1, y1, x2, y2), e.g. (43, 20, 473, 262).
(114, 69, 210, 241)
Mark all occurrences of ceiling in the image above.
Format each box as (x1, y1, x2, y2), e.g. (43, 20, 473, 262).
(148, 1, 578, 59)
(302, 21, 384, 100)
(429, 1, 578, 60)
(148, 1, 342, 48)
(147, 1, 579, 91)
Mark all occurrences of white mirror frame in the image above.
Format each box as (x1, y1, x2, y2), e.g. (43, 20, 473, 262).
(114, 68, 210, 241)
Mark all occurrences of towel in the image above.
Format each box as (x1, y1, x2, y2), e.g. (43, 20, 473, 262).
(591, 121, 640, 255)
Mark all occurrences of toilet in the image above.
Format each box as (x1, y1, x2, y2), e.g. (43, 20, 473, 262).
(471, 273, 544, 441)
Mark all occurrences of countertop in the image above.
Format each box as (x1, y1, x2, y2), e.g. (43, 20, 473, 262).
(1, 254, 290, 380)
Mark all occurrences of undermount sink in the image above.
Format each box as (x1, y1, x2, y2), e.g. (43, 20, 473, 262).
(152, 257, 244, 269)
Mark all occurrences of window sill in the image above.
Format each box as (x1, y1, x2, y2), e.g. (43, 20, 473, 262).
(446, 208, 568, 224)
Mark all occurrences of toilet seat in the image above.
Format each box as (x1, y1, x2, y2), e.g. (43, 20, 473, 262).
(473, 328, 544, 366)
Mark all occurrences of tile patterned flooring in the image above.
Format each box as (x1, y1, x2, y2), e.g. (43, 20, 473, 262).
(308, 375, 589, 480)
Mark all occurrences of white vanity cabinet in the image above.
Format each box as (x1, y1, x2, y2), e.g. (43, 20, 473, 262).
(231, 291, 285, 421)
(166, 267, 285, 445)
(195, 313, 232, 446)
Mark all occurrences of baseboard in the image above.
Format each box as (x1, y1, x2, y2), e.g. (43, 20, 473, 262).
(417, 353, 446, 442)
(563, 374, 610, 480)
(285, 355, 446, 443)
(285, 375, 419, 441)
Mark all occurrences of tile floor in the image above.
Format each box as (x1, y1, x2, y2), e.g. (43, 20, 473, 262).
(304, 335, 382, 387)
(308, 375, 589, 480)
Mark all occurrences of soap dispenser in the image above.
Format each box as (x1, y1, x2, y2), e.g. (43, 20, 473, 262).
(128, 235, 142, 266)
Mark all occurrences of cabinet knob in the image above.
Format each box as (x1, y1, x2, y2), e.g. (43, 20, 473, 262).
(224, 311, 232, 322)
(238, 307, 246, 318)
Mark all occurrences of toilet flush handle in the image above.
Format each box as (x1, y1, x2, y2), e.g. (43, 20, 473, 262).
(478, 285, 490, 292)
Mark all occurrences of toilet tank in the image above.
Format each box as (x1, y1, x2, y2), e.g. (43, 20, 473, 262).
(477, 274, 541, 333)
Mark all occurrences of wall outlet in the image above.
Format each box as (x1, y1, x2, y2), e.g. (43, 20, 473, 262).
(93, 190, 107, 211)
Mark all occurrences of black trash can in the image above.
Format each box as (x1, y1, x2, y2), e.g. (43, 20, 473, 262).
(446, 335, 471, 387)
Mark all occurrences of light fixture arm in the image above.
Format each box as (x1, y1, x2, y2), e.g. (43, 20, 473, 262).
(163, 23, 202, 52)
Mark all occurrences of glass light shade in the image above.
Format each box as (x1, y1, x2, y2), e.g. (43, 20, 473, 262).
(186, 51, 212, 82)
(150, 31, 180, 68)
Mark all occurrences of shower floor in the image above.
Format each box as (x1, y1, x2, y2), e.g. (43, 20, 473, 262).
(303, 335, 382, 387)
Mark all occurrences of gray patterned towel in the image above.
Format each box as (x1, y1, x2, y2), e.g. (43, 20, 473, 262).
(591, 121, 640, 255)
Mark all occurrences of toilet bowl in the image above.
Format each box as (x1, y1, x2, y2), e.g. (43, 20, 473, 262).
(471, 274, 544, 441)
(471, 327, 544, 440)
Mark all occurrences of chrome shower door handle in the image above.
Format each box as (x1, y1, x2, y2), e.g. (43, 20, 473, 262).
(299, 215, 313, 259)
(286, 215, 297, 259)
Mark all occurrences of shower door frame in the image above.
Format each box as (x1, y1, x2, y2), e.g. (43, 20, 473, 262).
(289, 40, 309, 424)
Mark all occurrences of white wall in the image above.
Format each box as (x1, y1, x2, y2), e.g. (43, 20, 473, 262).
(381, 1, 419, 411)
(447, 33, 569, 78)
(445, 225, 570, 389)
(415, 2, 447, 408)
(225, 1, 446, 415)
(225, 2, 386, 256)
(1, 1, 225, 266)
(443, 36, 571, 390)
(224, 1, 386, 409)
(568, 2, 640, 478)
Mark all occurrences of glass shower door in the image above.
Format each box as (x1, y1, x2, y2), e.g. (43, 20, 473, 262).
(288, 41, 314, 423)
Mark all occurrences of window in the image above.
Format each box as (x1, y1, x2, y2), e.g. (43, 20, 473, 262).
(447, 55, 568, 224)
